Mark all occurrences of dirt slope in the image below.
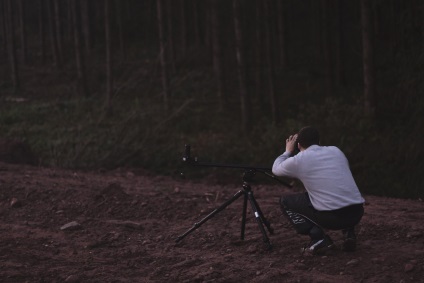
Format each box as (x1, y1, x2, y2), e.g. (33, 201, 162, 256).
(0, 162, 423, 282)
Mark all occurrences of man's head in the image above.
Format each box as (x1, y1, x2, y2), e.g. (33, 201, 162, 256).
(297, 126, 320, 149)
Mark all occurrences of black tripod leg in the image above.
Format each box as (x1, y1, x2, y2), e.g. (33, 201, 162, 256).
(240, 192, 248, 240)
(247, 191, 272, 250)
(175, 190, 244, 243)
(252, 196, 274, 234)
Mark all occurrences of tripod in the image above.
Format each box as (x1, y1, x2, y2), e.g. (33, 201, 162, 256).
(175, 145, 291, 250)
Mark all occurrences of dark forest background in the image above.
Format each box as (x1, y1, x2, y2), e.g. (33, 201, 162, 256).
(0, 0, 423, 199)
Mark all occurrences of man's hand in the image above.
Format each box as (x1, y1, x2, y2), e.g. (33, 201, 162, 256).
(285, 134, 298, 154)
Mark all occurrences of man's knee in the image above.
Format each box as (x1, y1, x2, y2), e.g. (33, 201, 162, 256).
(279, 193, 308, 210)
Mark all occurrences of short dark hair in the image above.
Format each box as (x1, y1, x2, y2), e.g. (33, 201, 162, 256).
(297, 126, 320, 148)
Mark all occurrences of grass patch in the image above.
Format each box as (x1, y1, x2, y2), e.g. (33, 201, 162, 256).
(1, 73, 422, 199)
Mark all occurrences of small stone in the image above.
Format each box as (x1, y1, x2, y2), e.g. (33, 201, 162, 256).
(10, 197, 21, 207)
(60, 221, 81, 231)
(404, 263, 415, 272)
(407, 231, 423, 238)
(65, 275, 80, 282)
(247, 245, 257, 253)
(346, 259, 359, 266)
(371, 257, 385, 263)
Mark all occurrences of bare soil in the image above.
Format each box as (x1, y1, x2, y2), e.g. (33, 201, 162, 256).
(1, 162, 423, 283)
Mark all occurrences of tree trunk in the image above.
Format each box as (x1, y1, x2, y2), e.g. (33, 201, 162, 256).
(166, 0, 176, 73)
(192, 1, 201, 46)
(53, 0, 63, 64)
(71, 0, 88, 97)
(1, 0, 8, 56)
(4, 0, 19, 93)
(276, 0, 288, 68)
(179, 0, 187, 57)
(334, 0, 345, 87)
(81, 1, 92, 56)
(264, 0, 278, 124)
(421, 0, 424, 50)
(316, 0, 323, 57)
(157, 0, 170, 112)
(67, 0, 73, 42)
(211, 0, 224, 110)
(204, 2, 212, 54)
(17, 0, 27, 65)
(360, 0, 376, 116)
(38, 0, 46, 63)
(105, 0, 113, 111)
(115, 0, 125, 61)
(321, 0, 334, 96)
(254, 0, 265, 113)
(47, 0, 59, 66)
(233, 0, 250, 132)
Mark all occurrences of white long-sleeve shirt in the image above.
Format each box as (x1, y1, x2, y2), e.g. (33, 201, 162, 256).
(272, 145, 364, 211)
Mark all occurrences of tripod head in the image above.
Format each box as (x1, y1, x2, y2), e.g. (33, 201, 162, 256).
(182, 144, 291, 188)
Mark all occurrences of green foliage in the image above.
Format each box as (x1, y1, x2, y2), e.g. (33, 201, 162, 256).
(1, 79, 422, 199)
(290, 97, 423, 199)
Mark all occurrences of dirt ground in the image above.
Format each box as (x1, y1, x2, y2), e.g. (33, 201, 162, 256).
(1, 161, 423, 283)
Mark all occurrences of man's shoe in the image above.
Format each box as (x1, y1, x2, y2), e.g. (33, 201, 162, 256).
(342, 237, 356, 252)
(342, 228, 357, 252)
(301, 235, 334, 255)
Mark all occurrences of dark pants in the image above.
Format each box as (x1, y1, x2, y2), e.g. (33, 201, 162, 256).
(280, 192, 364, 240)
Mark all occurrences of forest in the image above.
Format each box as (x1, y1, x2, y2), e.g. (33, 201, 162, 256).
(0, 0, 423, 199)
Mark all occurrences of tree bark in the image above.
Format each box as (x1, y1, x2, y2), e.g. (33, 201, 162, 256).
(421, 0, 424, 50)
(115, 0, 125, 60)
(276, 0, 288, 68)
(4, 0, 19, 93)
(192, 1, 201, 46)
(157, 0, 170, 112)
(360, 0, 376, 116)
(53, 0, 63, 64)
(1, 0, 8, 56)
(166, 0, 176, 73)
(17, 0, 27, 65)
(105, 0, 113, 111)
(211, 0, 224, 110)
(321, 0, 334, 96)
(67, 0, 73, 42)
(71, 0, 89, 97)
(38, 0, 46, 63)
(254, 0, 265, 113)
(81, 1, 92, 56)
(334, 0, 345, 87)
(233, 0, 250, 132)
(179, 0, 187, 57)
(264, 0, 278, 124)
(47, 0, 59, 66)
